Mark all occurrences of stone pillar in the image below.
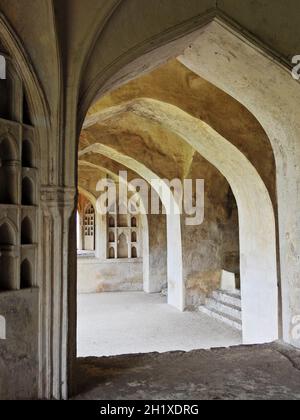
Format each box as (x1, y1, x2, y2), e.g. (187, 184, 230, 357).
(39, 186, 76, 400)
(76, 211, 83, 251)
(95, 212, 106, 259)
(146, 213, 167, 293)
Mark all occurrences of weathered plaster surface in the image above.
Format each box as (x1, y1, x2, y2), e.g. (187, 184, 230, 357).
(77, 258, 143, 294)
(0, 288, 39, 400)
(179, 21, 300, 346)
(1, 0, 300, 401)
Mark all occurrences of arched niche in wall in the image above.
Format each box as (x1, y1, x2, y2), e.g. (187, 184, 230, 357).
(131, 231, 137, 243)
(117, 214, 128, 227)
(83, 203, 95, 251)
(0, 136, 18, 205)
(0, 221, 16, 291)
(22, 139, 34, 168)
(108, 216, 115, 227)
(109, 247, 115, 259)
(117, 233, 128, 259)
(20, 259, 32, 289)
(108, 231, 115, 243)
(131, 217, 137, 228)
(131, 247, 137, 259)
(0, 221, 15, 245)
(22, 176, 34, 206)
(21, 216, 33, 245)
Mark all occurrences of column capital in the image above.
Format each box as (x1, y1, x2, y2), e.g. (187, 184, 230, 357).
(40, 186, 76, 209)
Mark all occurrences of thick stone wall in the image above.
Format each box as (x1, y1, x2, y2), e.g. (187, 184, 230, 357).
(77, 258, 143, 293)
(0, 288, 39, 400)
(183, 154, 239, 308)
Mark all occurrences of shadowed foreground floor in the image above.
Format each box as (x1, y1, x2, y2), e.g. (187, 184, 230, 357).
(74, 343, 300, 400)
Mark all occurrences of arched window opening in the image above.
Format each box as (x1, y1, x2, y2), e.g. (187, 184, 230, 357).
(131, 217, 137, 228)
(109, 247, 115, 259)
(22, 177, 35, 206)
(131, 247, 137, 259)
(117, 233, 128, 259)
(22, 139, 34, 168)
(20, 259, 32, 289)
(21, 217, 33, 245)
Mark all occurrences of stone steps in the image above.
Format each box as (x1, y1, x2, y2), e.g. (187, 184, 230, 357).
(206, 298, 242, 320)
(212, 289, 241, 308)
(199, 289, 242, 331)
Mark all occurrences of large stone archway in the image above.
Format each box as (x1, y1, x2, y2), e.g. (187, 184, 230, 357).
(78, 171, 151, 295)
(83, 97, 278, 345)
(79, 143, 184, 311)
(77, 18, 300, 350)
(1, 3, 299, 401)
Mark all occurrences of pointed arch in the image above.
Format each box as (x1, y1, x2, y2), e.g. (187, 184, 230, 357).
(117, 232, 128, 259)
(79, 143, 184, 311)
(0, 219, 16, 245)
(82, 97, 278, 344)
(0, 135, 18, 161)
(109, 247, 115, 259)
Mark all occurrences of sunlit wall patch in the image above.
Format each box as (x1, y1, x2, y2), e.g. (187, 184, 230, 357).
(0, 54, 6, 80)
(292, 55, 300, 80)
(0, 315, 6, 340)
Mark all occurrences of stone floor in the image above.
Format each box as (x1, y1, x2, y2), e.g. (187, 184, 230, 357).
(77, 292, 242, 357)
(74, 343, 300, 400)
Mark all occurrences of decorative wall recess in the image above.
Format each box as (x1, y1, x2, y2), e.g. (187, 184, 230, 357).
(0, 136, 19, 205)
(118, 233, 128, 258)
(0, 56, 38, 294)
(22, 139, 34, 168)
(21, 216, 33, 244)
(108, 231, 115, 243)
(22, 176, 35, 206)
(106, 205, 140, 260)
(109, 247, 115, 259)
(0, 221, 15, 246)
(131, 247, 137, 259)
(108, 216, 115, 228)
(83, 203, 95, 251)
(0, 221, 17, 291)
(20, 259, 32, 289)
(131, 231, 137, 243)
